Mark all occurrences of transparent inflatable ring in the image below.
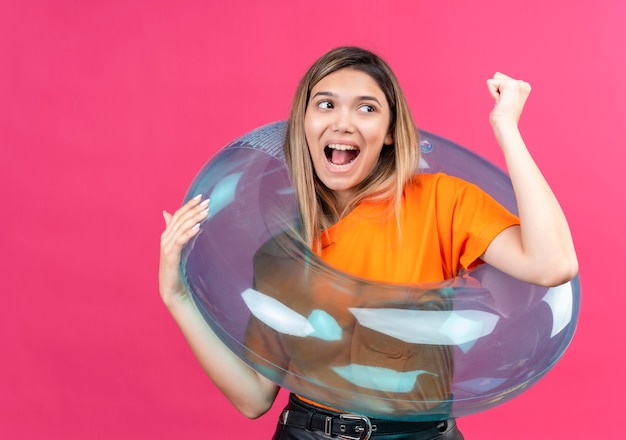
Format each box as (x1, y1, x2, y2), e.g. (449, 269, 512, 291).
(181, 121, 580, 421)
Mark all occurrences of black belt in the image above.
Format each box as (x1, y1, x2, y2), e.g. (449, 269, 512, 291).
(278, 408, 448, 440)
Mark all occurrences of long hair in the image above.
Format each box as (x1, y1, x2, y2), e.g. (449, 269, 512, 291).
(284, 46, 420, 247)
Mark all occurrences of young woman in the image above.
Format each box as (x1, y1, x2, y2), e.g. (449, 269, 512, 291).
(159, 47, 578, 439)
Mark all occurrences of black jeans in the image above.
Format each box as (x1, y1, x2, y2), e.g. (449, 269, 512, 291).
(272, 395, 464, 440)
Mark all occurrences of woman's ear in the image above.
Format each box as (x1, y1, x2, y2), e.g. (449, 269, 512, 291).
(384, 132, 394, 145)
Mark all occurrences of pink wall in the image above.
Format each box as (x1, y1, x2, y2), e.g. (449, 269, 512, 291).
(2, 1, 625, 438)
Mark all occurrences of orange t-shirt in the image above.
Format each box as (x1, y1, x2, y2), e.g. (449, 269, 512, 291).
(245, 173, 519, 414)
(319, 173, 519, 283)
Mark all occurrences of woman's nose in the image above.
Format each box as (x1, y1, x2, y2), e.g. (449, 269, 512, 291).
(331, 108, 354, 133)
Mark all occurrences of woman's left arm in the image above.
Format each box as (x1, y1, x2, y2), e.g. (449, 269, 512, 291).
(481, 73, 578, 286)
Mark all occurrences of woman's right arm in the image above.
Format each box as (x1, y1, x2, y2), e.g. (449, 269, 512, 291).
(159, 195, 280, 419)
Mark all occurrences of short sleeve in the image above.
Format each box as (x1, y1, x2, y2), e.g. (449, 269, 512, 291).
(435, 174, 520, 272)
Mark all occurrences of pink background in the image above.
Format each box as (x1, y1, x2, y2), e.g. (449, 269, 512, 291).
(2, 1, 625, 438)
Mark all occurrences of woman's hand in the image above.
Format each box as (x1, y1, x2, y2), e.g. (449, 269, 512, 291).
(486, 72, 532, 129)
(159, 195, 209, 307)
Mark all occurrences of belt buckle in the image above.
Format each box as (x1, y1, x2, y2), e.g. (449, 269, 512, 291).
(278, 410, 289, 425)
(338, 413, 374, 440)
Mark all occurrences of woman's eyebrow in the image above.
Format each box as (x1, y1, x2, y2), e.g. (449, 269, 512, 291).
(358, 95, 382, 105)
(312, 91, 382, 105)
(311, 91, 336, 99)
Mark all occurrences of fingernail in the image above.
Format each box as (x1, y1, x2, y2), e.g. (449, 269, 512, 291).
(193, 194, 202, 200)
(200, 198, 210, 207)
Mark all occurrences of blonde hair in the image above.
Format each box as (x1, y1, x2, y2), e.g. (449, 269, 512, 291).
(285, 47, 420, 247)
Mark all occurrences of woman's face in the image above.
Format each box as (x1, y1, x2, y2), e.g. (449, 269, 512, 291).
(304, 68, 393, 203)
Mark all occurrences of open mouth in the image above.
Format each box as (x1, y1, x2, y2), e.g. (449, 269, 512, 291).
(324, 144, 360, 166)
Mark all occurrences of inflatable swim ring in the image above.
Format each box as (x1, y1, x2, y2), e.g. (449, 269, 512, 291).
(181, 121, 580, 421)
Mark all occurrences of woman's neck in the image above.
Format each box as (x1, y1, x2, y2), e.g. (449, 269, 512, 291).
(333, 189, 355, 215)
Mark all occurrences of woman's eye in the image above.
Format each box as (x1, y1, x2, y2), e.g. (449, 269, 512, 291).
(317, 101, 333, 109)
(358, 104, 376, 113)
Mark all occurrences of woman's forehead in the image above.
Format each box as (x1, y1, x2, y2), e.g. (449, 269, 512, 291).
(310, 69, 388, 103)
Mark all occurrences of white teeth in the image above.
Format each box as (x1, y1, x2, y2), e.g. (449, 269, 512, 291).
(327, 143, 358, 151)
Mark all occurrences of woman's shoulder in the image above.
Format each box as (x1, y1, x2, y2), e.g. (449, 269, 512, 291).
(403, 173, 489, 212)
(406, 172, 472, 193)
